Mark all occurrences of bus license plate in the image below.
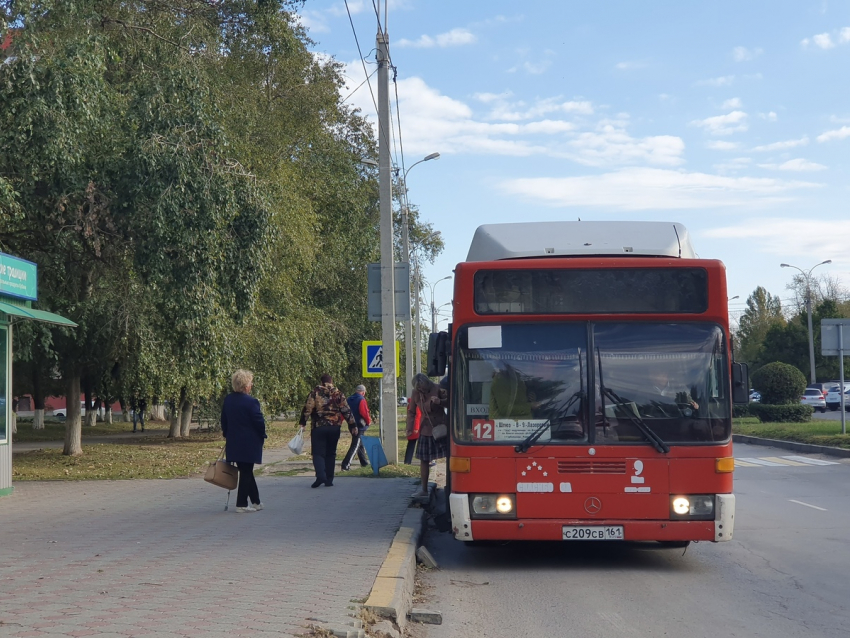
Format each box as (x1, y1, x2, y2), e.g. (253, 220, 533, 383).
(562, 525, 624, 540)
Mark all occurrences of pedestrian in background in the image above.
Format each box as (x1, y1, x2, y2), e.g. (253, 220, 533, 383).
(221, 369, 267, 513)
(403, 398, 420, 465)
(298, 374, 356, 488)
(132, 394, 147, 433)
(341, 385, 371, 471)
(407, 373, 448, 498)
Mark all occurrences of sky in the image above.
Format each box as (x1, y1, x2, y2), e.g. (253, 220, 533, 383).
(299, 0, 850, 329)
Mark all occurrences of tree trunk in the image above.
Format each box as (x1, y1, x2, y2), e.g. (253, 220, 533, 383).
(168, 396, 181, 438)
(32, 368, 45, 429)
(106, 406, 113, 424)
(179, 398, 193, 438)
(119, 398, 129, 423)
(151, 403, 166, 420)
(63, 374, 83, 456)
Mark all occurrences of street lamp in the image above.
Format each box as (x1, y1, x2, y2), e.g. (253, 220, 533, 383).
(429, 275, 453, 334)
(400, 153, 440, 394)
(780, 260, 832, 383)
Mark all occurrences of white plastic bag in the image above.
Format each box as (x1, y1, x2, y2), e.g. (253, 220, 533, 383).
(287, 430, 304, 455)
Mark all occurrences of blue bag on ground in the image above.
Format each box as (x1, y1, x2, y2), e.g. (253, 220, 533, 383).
(359, 436, 388, 475)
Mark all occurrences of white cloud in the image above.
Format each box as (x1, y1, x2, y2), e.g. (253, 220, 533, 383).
(566, 125, 685, 168)
(758, 158, 827, 171)
(474, 91, 513, 104)
(704, 219, 850, 265)
(817, 126, 850, 142)
(706, 141, 740, 150)
(327, 0, 367, 17)
(802, 28, 850, 49)
(714, 157, 753, 174)
(759, 111, 778, 121)
(506, 48, 556, 75)
(397, 28, 477, 48)
(752, 136, 809, 152)
(485, 96, 593, 121)
(499, 168, 820, 210)
(721, 98, 742, 109)
(616, 60, 647, 70)
(696, 75, 735, 87)
(691, 111, 749, 135)
(733, 46, 763, 61)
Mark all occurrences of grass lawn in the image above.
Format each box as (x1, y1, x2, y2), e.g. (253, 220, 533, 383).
(12, 421, 298, 481)
(733, 416, 850, 449)
(12, 419, 151, 442)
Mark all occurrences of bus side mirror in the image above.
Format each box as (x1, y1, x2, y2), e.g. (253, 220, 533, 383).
(427, 331, 449, 377)
(731, 362, 749, 405)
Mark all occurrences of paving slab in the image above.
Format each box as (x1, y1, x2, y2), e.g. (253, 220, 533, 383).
(1, 475, 415, 637)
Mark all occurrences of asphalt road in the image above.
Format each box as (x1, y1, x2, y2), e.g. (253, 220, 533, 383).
(418, 442, 850, 638)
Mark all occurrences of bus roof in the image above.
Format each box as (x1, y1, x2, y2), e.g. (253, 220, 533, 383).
(465, 221, 697, 261)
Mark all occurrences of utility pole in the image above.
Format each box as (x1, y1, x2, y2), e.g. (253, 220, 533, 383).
(781, 260, 831, 384)
(414, 261, 422, 374)
(377, 25, 398, 464)
(402, 204, 412, 399)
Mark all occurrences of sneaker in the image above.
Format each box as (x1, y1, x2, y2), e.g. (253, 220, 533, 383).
(235, 506, 257, 513)
(253, 503, 264, 511)
(311, 479, 324, 488)
(340, 465, 350, 472)
(429, 460, 437, 467)
(411, 489, 428, 498)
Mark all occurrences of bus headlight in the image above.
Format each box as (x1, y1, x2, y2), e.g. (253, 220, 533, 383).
(670, 495, 715, 520)
(470, 494, 516, 519)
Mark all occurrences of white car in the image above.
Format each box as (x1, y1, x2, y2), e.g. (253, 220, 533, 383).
(825, 386, 850, 411)
(800, 388, 827, 413)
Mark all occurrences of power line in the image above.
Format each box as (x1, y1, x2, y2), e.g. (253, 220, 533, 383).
(343, 0, 379, 119)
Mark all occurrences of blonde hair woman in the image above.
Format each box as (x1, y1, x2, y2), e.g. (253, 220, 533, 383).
(221, 369, 267, 512)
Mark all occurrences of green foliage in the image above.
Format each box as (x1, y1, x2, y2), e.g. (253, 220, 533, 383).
(732, 404, 752, 418)
(751, 362, 807, 404)
(736, 287, 784, 365)
(748, 403, 813, 423)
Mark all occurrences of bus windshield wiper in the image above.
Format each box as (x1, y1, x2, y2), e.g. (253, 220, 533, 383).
(600, 386, 670, 454)
(514, 419, 551, 454)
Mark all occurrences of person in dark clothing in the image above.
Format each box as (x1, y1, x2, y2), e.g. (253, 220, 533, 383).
(132, 395, 147, 433)
(298, 374, 356, 488)
(221, 369, 267, 513)
(341, 385, 371, 471)
(407, 373, 449, 497)
(404, 398, 420, 465)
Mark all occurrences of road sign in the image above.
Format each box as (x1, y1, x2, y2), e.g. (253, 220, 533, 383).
(367, 263, 411, 321)
(821, 319, 850, 355)
(362, 340, 401, 378)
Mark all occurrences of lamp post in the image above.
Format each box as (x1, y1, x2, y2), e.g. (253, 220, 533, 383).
(429, 275, 453, 334)
(400, 153, 440, 395)
(780, 260, 832, 383)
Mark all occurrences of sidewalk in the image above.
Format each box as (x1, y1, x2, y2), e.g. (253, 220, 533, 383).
(0, 459, 418, 637)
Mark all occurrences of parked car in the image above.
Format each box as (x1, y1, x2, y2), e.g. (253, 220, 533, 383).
(398, 397, 409, 407)
(800, 388, 827, 412)
(806, 383, 832, 398)
(825, 385, 850, 411)
(749, 389, 761, 403)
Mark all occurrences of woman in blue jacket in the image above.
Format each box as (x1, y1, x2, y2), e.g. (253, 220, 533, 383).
(221, 369, 266, 513)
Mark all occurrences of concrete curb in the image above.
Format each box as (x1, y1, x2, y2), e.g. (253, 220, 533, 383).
(363, 503, 427, 631)
(733, 434, 850, 458)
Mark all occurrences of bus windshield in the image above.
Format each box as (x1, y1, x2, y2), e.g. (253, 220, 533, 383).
(455, 322, 731, 446)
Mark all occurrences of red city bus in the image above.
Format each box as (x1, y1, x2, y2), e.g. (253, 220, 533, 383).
(428, 221, 749, 545)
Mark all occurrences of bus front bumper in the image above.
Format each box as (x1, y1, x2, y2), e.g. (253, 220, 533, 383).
(449, 493, 735, 543)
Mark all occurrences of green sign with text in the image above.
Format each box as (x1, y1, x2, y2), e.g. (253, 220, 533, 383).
(0, 253, 37, 301)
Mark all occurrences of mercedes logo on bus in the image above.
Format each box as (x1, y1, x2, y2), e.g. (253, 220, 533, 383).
(584, 497, 602, 514)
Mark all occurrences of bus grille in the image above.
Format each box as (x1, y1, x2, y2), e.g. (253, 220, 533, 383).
(557, 460, 626, 474)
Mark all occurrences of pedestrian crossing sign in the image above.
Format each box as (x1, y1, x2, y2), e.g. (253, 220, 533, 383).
(362, 340, 400, 378)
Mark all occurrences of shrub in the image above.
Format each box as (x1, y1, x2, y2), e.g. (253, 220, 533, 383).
(751, 362, 807, 405)
(733, 404, 752, 418)
(750, 404, 813, 423)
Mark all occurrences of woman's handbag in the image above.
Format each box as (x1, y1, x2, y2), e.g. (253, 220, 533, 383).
(204, 447, 238, 490)
(431, 423, 448, 440)
(288, 430, 305, 455)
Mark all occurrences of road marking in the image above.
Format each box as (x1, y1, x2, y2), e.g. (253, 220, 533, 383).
(733, 459, 760, 467)
(737, 457, 786, 467)
(782, 456, 840, 466)
(760, 456, 807, 466)
(789, 499, 827, 511)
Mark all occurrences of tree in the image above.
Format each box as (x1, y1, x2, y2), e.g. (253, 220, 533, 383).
(737, 287, 784, 366)
(751, 362, 807, 405)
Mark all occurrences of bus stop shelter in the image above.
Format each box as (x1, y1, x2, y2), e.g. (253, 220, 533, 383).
(0, 252, 76, 496)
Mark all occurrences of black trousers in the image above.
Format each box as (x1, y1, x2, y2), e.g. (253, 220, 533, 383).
(341, 427, 369, 469)
(404, 438, 418, 465)
(311, 425, 341, 484)
(236, 462, 260, 507)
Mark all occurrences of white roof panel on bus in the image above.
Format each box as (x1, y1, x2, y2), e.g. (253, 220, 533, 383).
(465, 221, 696, 261)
